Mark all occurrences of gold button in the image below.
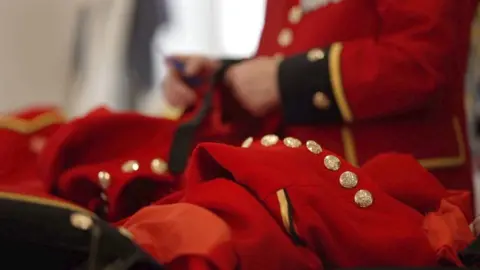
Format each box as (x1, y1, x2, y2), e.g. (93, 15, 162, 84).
(288, 6, 303, 24)
(118, 227, 134, 239)
(354, 189, 373, 208)
(122, 160, 140, 173)
(100, 192, 108, 201)
(278, 28, 293, 47)
(307, 48, 325, 62)
(273, 53, 285, 63)
(312, 92, 331, 110)
(306, 140, 322, 154)
(70, 213, 93, 230)
(241, 137, 254, 148)
(151, 158, 168, 175)
(261, 134, 279, 147)
(324, 155, 341, 171)
(97, 171, 111, 189)
(283, 137, 302, 148)
(339, 171, 358, 189)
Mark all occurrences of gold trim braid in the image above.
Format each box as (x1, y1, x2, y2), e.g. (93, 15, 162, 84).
(0, 110, 65, 134)
(277, 189, 291, 231)
(417, 117, 466, 169)
(341, 116, 466, 170)
(0, 191, 93, 215)
(329, 42, 353, 122)
(341, 126, 359, 167)
(276, 189, 303, 244)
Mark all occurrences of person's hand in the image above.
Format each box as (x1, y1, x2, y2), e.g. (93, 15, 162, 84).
(224, 56, 281, 117)
(162, 56, 220, 108)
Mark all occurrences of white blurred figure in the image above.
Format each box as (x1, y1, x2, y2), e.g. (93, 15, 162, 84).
(68, 0, 136, 117)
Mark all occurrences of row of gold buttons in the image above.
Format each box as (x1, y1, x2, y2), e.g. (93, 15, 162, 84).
(275, 5, 331, 110)
(95, 158, 168, 215)
(242, 135, 373, 208)
(283, 5, 330, 109)
(97, 159, 168, 190)
(277, 5, 303, 48)
(307, 48, 331, 110)
(276, 48, 331, 110)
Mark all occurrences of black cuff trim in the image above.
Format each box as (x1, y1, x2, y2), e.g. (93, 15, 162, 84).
(278, 46, 342, 125)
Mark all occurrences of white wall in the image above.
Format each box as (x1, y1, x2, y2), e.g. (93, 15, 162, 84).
(0, 0, 79, 113)
(215, 0, 266, 58)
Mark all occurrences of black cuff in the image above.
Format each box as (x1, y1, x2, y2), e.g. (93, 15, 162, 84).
(278, 46, 342, 125)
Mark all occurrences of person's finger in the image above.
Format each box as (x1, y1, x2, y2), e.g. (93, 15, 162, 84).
(167, 55, 203, 76)
(165, 82, 195, 107)
(163, 75, 197, 107)
(184, 57, 207, 76)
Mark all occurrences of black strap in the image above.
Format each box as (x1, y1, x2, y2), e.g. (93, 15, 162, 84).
(168, 60, 242, 174)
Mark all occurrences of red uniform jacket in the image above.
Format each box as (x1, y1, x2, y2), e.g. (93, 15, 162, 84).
(0, 107, 64, 196)
(0, 108, 475, 268)
(203, 0, 477, 191)
(120, 137, 474, 269)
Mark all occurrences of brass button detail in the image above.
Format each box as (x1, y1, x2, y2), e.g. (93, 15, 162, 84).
(354, 189, 374, 208)
(122, 160, 139, 173)
(339, 171, 358, 189)
(307, 48, 325, 62)
(118, 227, 134, 239)
(278, 28, 293, 47)
(100, 192, 108, 201)
(70, 213, 93, 230)
(306, 140, 322, 154)
(324, 155, 341, 171)
(283, 137, 302, 148)
(261, 134, 279, 147)
(98, 171, 111, 189)
(241, 137, 254, 148)
(313, 92, 331, 109)
(288, 6, 303, 24)
(151, 158, 168, 175)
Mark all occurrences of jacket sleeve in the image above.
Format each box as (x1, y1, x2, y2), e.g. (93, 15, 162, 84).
(278, 0, 471, 124)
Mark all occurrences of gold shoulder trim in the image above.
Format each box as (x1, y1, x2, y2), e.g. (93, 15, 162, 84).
(0, 191, 93, 215)
(341, 126, 359, 167)
(0, 110, 65, 134)
(329, 42, 353, 122)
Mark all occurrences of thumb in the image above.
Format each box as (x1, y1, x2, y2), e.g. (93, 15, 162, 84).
(184, 57, 209, 76)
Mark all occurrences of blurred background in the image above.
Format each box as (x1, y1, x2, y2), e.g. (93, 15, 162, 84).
(0, 0, 266, 117)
